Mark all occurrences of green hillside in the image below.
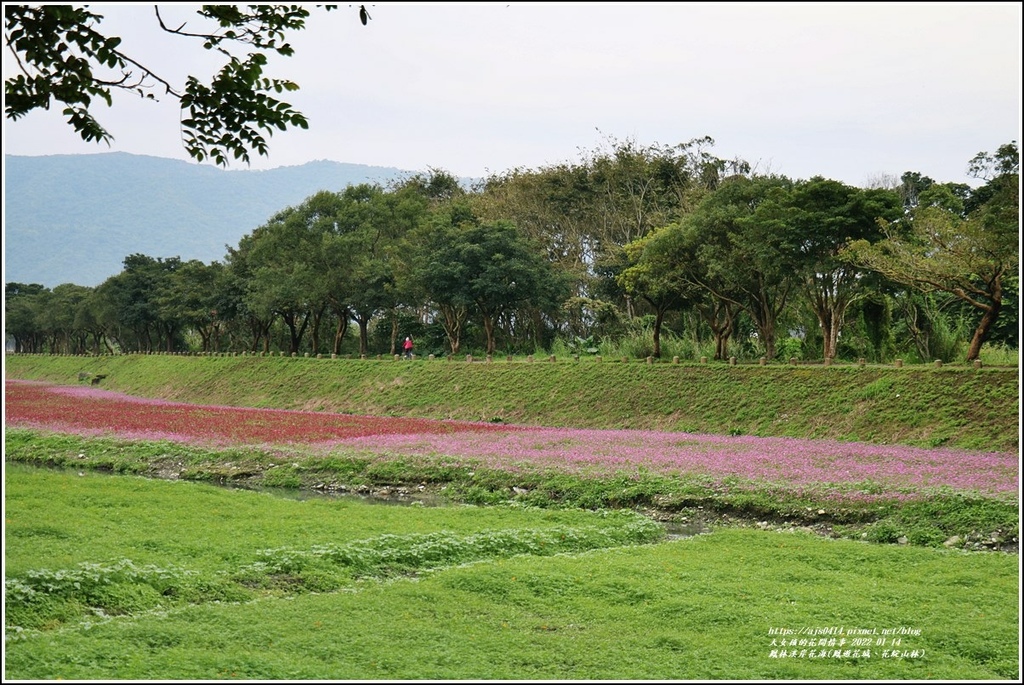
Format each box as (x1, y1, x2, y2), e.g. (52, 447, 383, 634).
(3, 153, 417, 287)
(4, 354, 1018, 452)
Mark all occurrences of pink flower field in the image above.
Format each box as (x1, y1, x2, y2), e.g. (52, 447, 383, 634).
(5, 380, 1019, 501)
(4, 380, 510, 444)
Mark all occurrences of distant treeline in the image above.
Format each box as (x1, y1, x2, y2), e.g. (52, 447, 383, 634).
(5, 137, 1018, 363)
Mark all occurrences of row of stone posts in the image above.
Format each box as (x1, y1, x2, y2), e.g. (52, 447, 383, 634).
(25, 349, 984, 368)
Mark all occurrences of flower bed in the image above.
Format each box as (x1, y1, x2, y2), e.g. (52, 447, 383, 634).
(5, 380, 1018, 502)
(4, 380, 511, 445)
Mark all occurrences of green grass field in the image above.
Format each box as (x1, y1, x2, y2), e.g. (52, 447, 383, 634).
(4, 465, 1018, 680)
(4, 354, 1020, 680)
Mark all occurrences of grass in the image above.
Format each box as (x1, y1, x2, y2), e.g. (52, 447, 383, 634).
(4, 353, 1019, 451)
(3, 354, 1019, 680)
(4, 465, 1018, 681)
(4, 464, 659, 628)
(6, 430, 1018, 551)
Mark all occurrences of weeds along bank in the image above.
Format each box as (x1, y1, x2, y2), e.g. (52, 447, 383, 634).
(4, 353, 1018, 451)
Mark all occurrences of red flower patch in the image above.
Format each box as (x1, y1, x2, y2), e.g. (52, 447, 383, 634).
(4, 380, 512, 446)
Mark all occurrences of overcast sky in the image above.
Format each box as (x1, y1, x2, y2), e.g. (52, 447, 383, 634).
(3, 2, 1021, 187)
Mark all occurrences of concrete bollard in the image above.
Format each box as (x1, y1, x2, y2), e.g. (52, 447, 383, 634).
(973, 359, 982, 369)
(729, 356, 736, 366)
(895, 359, 903, 368)
(466, 355, 473, 363)
(595, 355, 602, 363)
(646, 356, 653, 364)
(673, 356, 679, 364)
(934, 359, 942, 368)
(759, 357, 766, 366)
(701, 356, 708, 364)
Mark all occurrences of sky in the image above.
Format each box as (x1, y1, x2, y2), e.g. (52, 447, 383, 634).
(2, 2, 1022, 188)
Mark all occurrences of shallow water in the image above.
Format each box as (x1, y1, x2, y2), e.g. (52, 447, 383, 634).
(20, 463, 710, 539)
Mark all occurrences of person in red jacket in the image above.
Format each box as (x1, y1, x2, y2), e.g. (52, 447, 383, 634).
(403, 336, 414, 359)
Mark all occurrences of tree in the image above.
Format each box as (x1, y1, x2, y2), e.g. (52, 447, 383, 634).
(96, 254, 184, 352)
(785, 178, 902, 360)
(5, 5, 367, 166)
(415, 206, 568, 355)
(5, 282, 47, 352)
(843, 143, 1019, 361)
(239, 199, 331, 355)
(687, 175, 800, 360)
(618, 222, 740, 360)
(617, 226, 692, 358)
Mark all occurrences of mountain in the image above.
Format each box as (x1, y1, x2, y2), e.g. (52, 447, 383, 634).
(3, 153, 420, 288)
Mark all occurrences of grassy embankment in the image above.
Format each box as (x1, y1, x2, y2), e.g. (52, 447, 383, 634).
(5, 352, 1018, 450)
(5, 353, 1019, 547)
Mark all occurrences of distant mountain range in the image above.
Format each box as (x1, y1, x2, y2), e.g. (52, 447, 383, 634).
(3, 153, 432, 288)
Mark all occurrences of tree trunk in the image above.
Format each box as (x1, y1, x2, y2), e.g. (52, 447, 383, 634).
(332, 314, 349, 356)
(652, 308, 664, 358)
(966, 299, 1002, 361)
(440, 304, 464, 355)
(309, 305, 326, 356)
(482, 312, 496, 355)
(357, 316, 370, 356)
(697, 299, 734, 360)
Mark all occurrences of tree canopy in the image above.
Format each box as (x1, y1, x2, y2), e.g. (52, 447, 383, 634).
(842, 143, 1019, 361)
(4, 4, 368, 166)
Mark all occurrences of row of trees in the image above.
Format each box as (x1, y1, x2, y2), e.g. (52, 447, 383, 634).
(6, 137, 1019, 363)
